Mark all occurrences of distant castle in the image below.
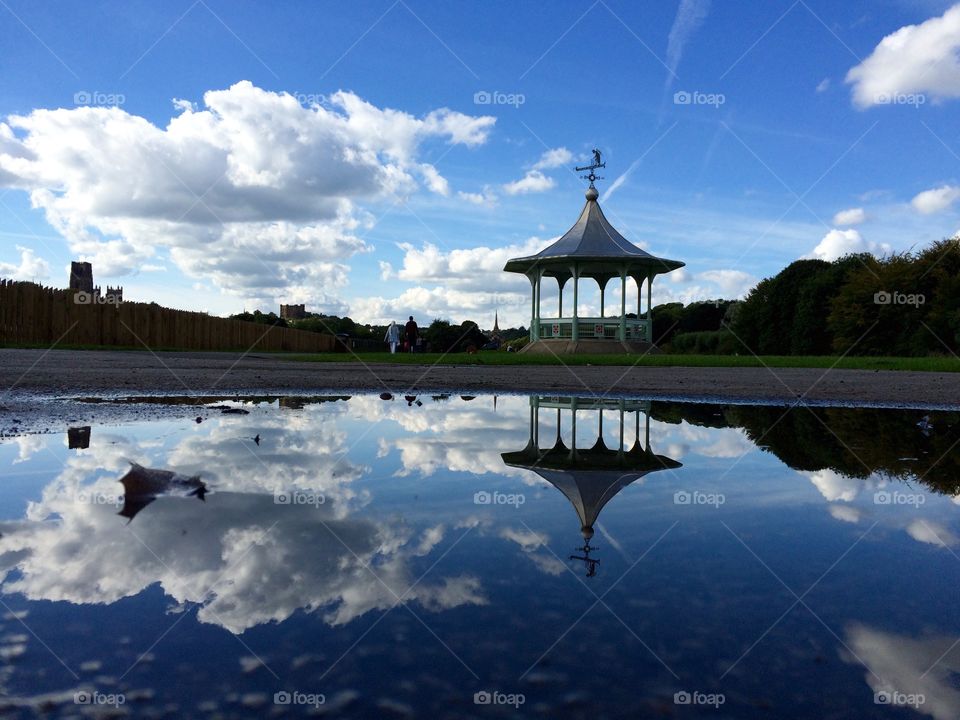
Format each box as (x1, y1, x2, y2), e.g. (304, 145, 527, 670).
(69, 261, 122, 302)
(280, 303, 306, 320)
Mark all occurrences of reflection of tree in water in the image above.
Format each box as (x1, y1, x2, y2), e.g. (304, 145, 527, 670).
(652, 403, 960, 494)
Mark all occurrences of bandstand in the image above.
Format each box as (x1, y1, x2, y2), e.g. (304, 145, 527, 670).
(503, 151, 684, 354)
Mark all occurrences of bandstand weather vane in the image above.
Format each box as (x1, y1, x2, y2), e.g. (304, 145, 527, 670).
(570, 538, 599, 578)
(575, 148, 605, 188)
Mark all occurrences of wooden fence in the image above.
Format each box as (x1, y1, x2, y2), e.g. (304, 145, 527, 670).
(0, 279, 336, 353)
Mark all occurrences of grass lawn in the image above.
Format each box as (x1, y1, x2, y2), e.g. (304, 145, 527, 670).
(283, 352, 960, 372)
(3, 344, 956, 372)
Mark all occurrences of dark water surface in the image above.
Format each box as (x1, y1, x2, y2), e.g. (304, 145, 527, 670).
(0, 394, 958, 719)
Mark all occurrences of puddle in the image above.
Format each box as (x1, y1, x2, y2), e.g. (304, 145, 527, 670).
(0, 394, 957, 717)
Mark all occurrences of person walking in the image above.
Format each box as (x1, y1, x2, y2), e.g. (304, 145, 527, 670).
(404, 316, 419, 353)
(384, 321, 400, 354)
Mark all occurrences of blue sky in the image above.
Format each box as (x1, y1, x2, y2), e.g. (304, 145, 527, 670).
(1, 0, 959, 327)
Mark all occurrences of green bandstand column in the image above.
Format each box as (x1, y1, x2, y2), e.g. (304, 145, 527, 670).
(534, 269, 542, 340)
(571, 265, 579, 342)
(637, 276, 643, 333)
(619, 271, 627, 341)
(646, 273, 653, 343)
(529, 273, 537, 342)
(618, 398, 625, 458)
(569, 397, 578, 461)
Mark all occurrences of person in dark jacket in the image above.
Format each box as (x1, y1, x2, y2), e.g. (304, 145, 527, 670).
(404, 316, 419, 352)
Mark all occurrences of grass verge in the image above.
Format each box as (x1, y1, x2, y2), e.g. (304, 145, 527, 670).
(282, 352, 960, 372)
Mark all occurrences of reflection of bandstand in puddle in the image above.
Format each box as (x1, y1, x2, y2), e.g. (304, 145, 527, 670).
(502, 396, 681, 576)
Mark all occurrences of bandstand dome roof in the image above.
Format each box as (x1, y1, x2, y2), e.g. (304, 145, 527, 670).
(503, 186, 685, 279)
(501, 438, 682, 532)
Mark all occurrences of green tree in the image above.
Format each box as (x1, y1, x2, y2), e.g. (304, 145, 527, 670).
(829, 253, 931, 356)
(229, 310, 288, 328)
(733, 259, 829, 354)
(651, 302, 683, 345)
(791, 254, 868, 354)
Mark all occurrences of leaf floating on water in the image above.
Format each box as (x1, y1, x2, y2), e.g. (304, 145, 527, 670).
(117, 463, 207, 522)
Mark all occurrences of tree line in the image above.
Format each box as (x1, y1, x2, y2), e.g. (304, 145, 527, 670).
(228, 310, 526, 353)
(655, 237, 960, 356)
(652, 401, 960, 495)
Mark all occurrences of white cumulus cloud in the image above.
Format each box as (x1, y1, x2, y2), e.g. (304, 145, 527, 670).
(807, 229, 891, 261)
(502, 147, 571, 195)
(906, 519, 958, 547)
(911, 184, 960, 214)
(833, 207, 867, 225)
(846, 4, 960, 108)
(457, 186, 497, 207)
(366, 236, 549, 325)
(695, 269, 756, 298)
(0, 246, 50, 281)
(418, 163, 450, 196)
(828, 504, 862, 523)
(803, 469, 864, 502)
(503, 169, 554, 195)
(0, 81, 495, 310)
(383, 237, 547, 290)
(532, 147, 573, 170)
(845, 624, 960, 720)
(0, 410, 489, 634)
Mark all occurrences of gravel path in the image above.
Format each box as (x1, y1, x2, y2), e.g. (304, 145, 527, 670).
(0, 348, 956, 434)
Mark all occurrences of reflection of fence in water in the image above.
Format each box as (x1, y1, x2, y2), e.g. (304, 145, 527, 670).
(0, 279, 336, 352)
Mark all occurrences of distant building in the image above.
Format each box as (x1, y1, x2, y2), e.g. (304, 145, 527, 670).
(489, 311, 501, 341)
(68, 261, 123, 303)
(69, 261, 94, 293)
(280, 304, 307, 320)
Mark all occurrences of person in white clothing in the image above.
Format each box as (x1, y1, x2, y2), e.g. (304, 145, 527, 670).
(384, 321, 401, 353)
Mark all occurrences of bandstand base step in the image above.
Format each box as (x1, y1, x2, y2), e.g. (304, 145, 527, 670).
(520, 339, 660, 355)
